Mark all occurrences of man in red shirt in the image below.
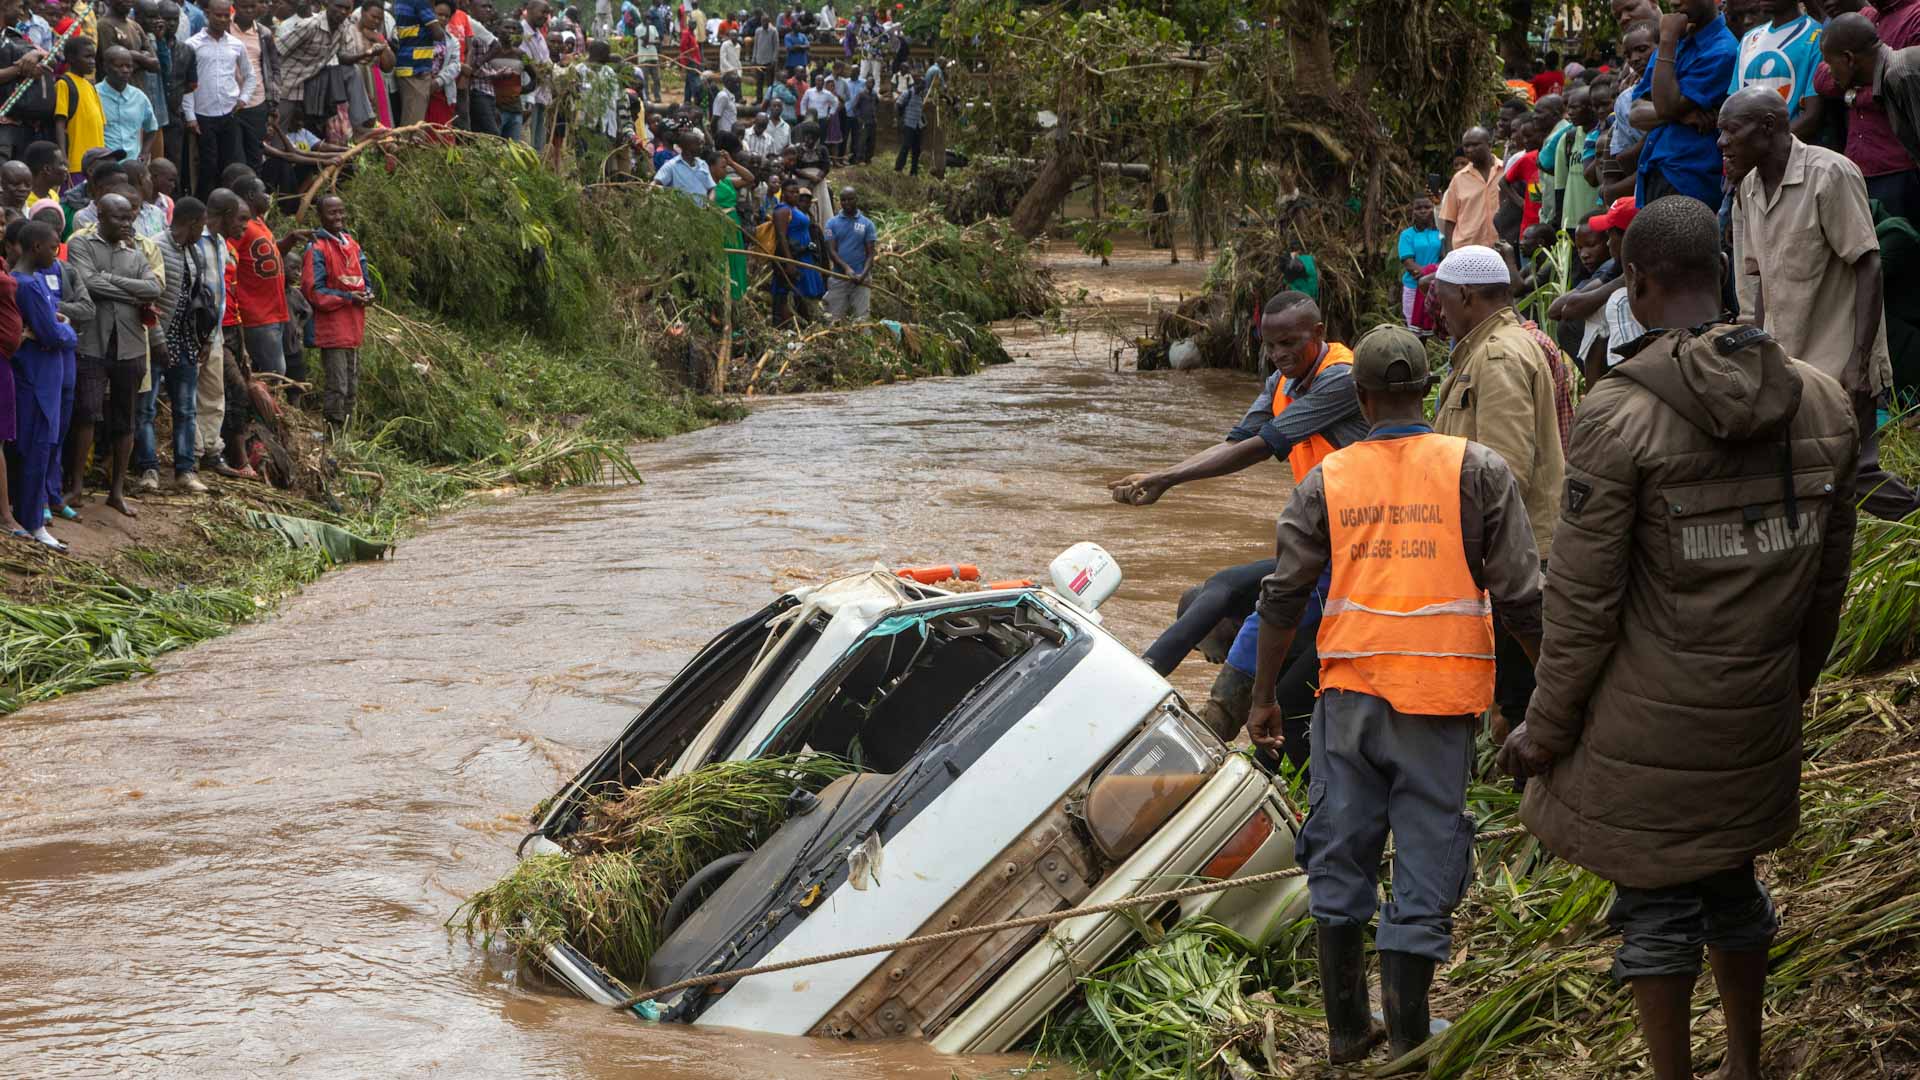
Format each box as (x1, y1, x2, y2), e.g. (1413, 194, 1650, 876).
(1814, 0, 1920, 219)
(680, 18, 704, 106)
(1502, 111, 1546, 240)
(220, 178, 307, 472)
(1530, 51, 1566, 99)
(229, 176, 311, 386)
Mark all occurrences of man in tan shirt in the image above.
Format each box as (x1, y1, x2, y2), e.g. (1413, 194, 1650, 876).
(1430, 244, 1565, 732)
(1438, 126, 1504, 252)
(1722, 85, 1916, 519)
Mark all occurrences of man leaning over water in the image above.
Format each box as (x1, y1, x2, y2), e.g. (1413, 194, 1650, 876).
(1110, 291, 1365, 764)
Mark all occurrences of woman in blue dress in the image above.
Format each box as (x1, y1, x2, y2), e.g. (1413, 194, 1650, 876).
(769, 178, 825, 327)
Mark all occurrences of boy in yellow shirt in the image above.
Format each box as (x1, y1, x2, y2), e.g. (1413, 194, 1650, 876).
(53, 37, 106, 183)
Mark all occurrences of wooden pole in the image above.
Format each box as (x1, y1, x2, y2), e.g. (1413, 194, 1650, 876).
(715, 286, 733, 392)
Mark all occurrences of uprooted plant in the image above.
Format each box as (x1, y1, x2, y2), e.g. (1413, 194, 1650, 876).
(454, 754, 857, 984)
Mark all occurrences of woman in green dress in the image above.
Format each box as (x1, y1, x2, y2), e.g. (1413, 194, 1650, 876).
(709, 141, 757, 302)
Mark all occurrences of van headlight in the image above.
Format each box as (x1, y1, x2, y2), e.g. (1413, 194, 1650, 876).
(1082, 706, 1222, 863)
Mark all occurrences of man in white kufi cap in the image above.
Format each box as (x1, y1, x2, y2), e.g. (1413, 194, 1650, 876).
(1428, 243, 1567, 743)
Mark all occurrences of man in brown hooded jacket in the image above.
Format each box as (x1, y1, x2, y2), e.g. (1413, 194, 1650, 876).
(1500, 195, 1858, 1080)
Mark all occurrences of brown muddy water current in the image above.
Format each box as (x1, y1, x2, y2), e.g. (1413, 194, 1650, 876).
(0, 244, 1289, 1078)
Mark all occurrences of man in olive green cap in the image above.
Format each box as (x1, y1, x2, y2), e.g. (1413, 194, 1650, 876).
(1248, 324, 1544, 1069)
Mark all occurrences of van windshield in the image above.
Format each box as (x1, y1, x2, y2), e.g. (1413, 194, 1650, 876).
(725, 596, 1070, 774)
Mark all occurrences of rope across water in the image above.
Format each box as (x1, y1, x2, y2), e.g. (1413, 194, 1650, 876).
(609, 747, 1920, 1011)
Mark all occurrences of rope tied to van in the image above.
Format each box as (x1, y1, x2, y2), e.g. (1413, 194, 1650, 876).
(609, 747, 1920, 1012)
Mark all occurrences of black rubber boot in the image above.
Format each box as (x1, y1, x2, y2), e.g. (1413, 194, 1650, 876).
(1201, 664, 1254, 743)
(1316, 921, 1383, 1064)
(1380, 949, 1437, 1066)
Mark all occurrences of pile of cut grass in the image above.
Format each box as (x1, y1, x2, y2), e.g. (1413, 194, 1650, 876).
(1036, 919, 1318, 1080)
(454, 754, 855, 984)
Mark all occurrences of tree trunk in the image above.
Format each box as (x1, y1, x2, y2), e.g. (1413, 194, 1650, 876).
(1010, 143, 1087, 239)
(1500, 0, 1535, 72)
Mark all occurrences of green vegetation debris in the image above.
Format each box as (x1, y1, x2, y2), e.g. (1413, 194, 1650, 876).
(1033, 688, 1920, 1079)
(454, 754, 857, 984)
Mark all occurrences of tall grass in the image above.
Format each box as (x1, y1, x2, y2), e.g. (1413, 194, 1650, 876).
(1829, 418, 1920, 677)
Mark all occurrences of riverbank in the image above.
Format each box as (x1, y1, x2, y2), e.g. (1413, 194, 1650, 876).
(0, 136, 1055, 715)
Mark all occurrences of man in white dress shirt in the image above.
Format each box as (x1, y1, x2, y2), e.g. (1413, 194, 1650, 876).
(183, 0, 255, 196)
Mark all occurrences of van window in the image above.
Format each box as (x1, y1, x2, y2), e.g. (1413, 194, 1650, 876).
(733, 598, 1068, 774)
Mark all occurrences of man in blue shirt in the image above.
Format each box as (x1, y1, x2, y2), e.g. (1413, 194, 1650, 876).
(97, 46, 161, 159)
(822, 184, 874, 320)
(1630, 0, 1739, 207)
(392, 0, 439, 125)
(651, 131, 715, 205)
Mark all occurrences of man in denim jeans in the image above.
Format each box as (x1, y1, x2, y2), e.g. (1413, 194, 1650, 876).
(135, 197, 210, 493)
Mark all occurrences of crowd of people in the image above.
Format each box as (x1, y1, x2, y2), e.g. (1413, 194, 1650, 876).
(1423, 0, 1920, 522)
(1112, 0, 1917, 1074)
(635, 6, 944, 327)
(0, 22, 374, 555)
(0, 0, 933, 553)
(0, 144, 371, 554)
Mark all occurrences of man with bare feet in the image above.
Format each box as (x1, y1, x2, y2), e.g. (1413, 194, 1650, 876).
(67, 192, 163, 518)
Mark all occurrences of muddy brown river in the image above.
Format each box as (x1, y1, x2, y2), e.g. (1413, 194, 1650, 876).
(0, 244, 1287, 1078)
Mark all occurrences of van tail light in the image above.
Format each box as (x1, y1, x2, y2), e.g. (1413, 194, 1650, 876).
(1083, 710, 1218, 863)
(1200, 810, 1276, 880)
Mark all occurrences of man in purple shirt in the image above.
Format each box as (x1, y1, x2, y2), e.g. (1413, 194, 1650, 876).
(1814, 0, 1920, 219)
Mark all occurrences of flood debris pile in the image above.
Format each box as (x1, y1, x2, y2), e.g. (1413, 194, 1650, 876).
(1138, 216, 1399, 372)
(343, 137, 1055, 405)
(456, 754, 854, 984)
(1035, 919, 1318, 1079)
(938, 0, 1499, 369)
(730, 213, 1056, 394)
(1030, 689, 1920, 1079)
(834, 161, 1041, 226)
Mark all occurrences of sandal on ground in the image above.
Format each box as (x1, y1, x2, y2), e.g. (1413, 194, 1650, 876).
(30, 527, 68, 552)
(51, 504, 80, 522)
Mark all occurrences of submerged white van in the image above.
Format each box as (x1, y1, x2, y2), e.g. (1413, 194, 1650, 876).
(521, 549, 1309, 1052)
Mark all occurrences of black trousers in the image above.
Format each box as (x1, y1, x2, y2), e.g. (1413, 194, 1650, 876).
(1143, 559, 1272, 675)
(195, 113, 247, 197)
(1867, 169, 1920, 224)
(854, 117, 875, 163)
(1493, 618, 1535, 728)
(894, 124, 922, 175)
(1854, 388, 1920, 521)
(236, 102, 270, 173)
(469, 92, 501, 137)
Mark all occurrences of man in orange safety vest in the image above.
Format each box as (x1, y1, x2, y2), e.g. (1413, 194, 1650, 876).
(1245, 324, 1544, 1069)
(1111, 290, 1366, 759)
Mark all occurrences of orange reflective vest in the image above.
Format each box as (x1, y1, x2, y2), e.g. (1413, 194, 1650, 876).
(1274, 343, 1354, 484)
(1316, 432, 1496, 716)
